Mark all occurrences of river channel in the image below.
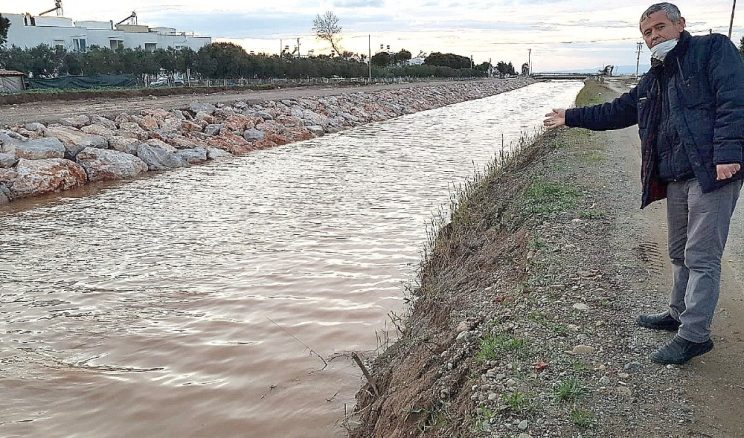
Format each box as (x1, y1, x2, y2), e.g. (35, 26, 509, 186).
(0, 81, 583, 437)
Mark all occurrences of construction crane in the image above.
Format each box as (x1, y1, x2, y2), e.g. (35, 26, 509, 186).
(116, 11, 138, 26)
(39, 0, 63, 16)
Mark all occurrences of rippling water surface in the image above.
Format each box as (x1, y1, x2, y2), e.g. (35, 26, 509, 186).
(0, 81, 582, 437)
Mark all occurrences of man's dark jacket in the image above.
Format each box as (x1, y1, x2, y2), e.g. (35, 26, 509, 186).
(565, 31, 744, 208)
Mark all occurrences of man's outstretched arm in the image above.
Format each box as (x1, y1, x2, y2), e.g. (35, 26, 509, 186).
(543, 86, 640, 131)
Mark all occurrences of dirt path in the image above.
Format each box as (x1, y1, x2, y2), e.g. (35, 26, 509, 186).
(603, 78, 744, 437)
(0, 80, 473, 127)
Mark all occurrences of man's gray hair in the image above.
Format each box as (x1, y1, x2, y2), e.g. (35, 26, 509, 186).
(640, 3, 682, 23)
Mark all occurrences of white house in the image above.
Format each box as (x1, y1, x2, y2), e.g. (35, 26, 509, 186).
(1, 12, 211, 52)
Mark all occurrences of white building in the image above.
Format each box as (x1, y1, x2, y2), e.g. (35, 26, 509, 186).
(2, 13, 211, 52)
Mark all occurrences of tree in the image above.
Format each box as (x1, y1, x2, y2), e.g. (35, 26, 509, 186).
(313, 11, 343, 56)
(740, 37, 744, 56)
(370, 51, 392, 67)
(394, 49, 412, 64)
(424, 52, 471, 69)
(0, 14, 10, 47)
(495, 61, 516, 75)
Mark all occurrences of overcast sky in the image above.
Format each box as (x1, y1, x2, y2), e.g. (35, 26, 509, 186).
(2, 1, 742, 71)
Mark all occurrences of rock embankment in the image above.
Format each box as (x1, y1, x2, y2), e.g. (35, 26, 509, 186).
(0, 78, 533, 205)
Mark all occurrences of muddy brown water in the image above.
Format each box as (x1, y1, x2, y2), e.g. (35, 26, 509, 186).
(0, 82, 583, 437)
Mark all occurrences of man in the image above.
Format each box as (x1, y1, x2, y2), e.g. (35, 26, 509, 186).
(543, 2, 744, 365)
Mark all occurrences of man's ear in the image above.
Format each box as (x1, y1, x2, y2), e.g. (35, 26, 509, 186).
(677, 17, 686, 32)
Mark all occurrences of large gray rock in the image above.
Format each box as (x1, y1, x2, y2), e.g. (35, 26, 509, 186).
(204, 124, 223, 136)
(108, 136, 140, 155)
(90, 115, 118, 130)
(0, 183, 11, 204)
(136, 143, 189, 171)
(175, 148, 208, 164)
(159, 117, 185, 133)
(45, 126, 108, 159)
(243, 128, 265, 142)
(5, 158, 87, 199)
(59, 115, 91, 129)
(14, 138, 66, 160)
(255, 110, 274, 120)
(117, 122, 148, 140)
(81, 124, 116, 138)
(305, 125, 325, 136)
(206, 147, 233, 160)
(76, 147, 149, 182)
(24, 122, 47, 132)
(189, 102, 216, 115)
(0, 152, 17, 168)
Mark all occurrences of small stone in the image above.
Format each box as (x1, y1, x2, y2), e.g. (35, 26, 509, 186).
(618, 372, 630, 379)
(599, 376, 611, 385)
(505, 378, 517, 388)
(572, 303, 590, 311)
(518, 433, 533, 438)
(518, 420, 529, 431)
(616, 386, 632, 397)
(571, 345, 596, 355)
(488, 392, 498, 401)
(456, 331, 469, 342)
(624, 361, 642, 372)
(456, 321, 470, 332)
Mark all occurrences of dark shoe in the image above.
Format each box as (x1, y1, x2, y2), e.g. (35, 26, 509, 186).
(636, 310, 681, 331)
(650, 335, 714, 365)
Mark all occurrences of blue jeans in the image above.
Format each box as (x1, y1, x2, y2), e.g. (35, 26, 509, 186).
(666, 179, 743, 342)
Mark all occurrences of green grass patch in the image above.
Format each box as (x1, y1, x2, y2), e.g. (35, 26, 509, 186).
(569, 359, 590, 374)
(502, 391, 535, 415)
(570, 408, 596, 429)
(578, 209, 607, 220)
(554, 377, 587, 402)
(474, 406, 496, 432)
(528, 311, 569, 336)
(575, 80, 608, 107)
(581, 150, 605, 164)
(524, 180, 580, 215)
(476, 334, 528, 362)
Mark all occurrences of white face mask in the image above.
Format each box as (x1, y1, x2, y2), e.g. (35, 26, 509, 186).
(650, 38, 679, 62)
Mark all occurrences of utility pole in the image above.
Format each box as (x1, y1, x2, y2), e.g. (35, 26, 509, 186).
(297, 37, 301, 58)
(729, 0, 737, 39)
(635, 42, 643, 77)
(528, 49, 532, 75)
(368, 34, 372, 83)
(280, 39, 283, 57)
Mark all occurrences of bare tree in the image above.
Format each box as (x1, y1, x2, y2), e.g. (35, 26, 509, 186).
(313, 11, 343, 56)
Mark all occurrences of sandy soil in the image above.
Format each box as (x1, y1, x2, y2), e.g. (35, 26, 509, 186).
(349, 79, 744, 437)
(0, 80, 469, 127)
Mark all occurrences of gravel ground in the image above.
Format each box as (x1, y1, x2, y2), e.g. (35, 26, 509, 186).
(348, 79, 744, 437)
